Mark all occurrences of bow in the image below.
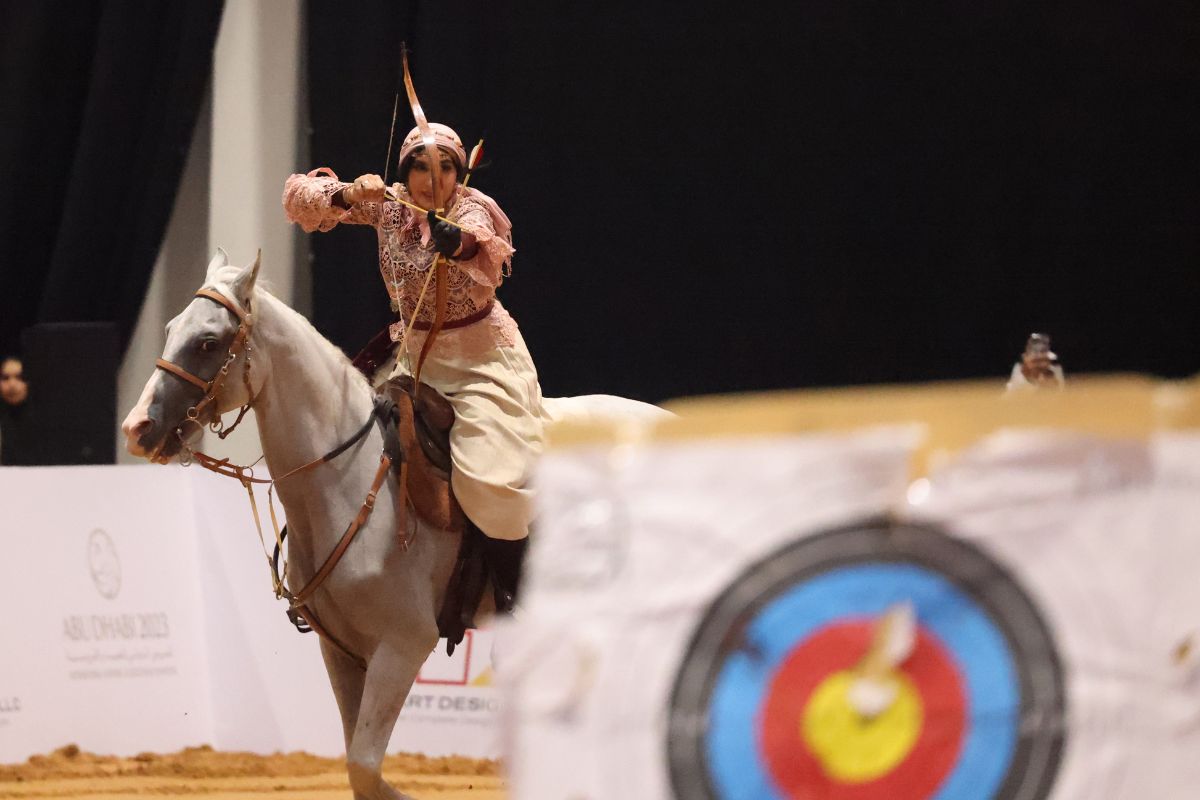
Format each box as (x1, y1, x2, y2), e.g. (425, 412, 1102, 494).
(401, 47, 448, 387)
(381, 47, 486, 385)
(402, 49, 443, 218)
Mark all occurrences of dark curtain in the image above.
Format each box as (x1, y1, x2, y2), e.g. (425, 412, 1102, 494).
(0, 0, 224, 357)
(306, 1, 1200, 403)
(306, 0, 420, 357)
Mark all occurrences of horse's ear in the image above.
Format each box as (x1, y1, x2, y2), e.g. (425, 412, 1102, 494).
(229, 249, 262, 307)
(205, 247, 230, 284)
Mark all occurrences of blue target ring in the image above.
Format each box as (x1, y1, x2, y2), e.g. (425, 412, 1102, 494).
(667, 519, 1066, 800)
(706, 564, 1019, 800)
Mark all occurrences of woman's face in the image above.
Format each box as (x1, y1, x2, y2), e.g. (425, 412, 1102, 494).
(406, 149, 459, 210)
(0, 358, 28, 406)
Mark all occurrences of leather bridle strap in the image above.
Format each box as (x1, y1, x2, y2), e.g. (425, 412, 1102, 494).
(154, 288, 254, 430)
(190, 401, 384, 593)
(188, 398, 404, 669)
(233, 408, 378, 486)
(290, 453, 393, 607)
(288, 396, 406, 608)
(154, 359, 211, 391)
(299, 411, 378, 469)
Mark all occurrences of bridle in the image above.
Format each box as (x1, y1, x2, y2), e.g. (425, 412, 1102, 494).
(154, 287, 257, 458)
(150, 284, 407, 670)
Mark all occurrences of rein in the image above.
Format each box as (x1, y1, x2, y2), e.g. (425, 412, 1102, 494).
(188, 400, 405, 671)
(155, 288, 409, 670)
(190, 407, 380, 596)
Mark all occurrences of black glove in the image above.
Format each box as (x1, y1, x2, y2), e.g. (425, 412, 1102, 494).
(428, 209, 462, 257)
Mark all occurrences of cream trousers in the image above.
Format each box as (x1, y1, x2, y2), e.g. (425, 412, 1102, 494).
(384, 331, 544, 540)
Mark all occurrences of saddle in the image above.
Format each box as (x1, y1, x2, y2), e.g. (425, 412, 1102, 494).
(353, 326, 463, 530)
(352, 334, 492, 655)
(382, 374, 463, 532)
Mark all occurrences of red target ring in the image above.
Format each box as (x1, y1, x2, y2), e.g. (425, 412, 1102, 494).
(667, 523, 1067, 800)
(759, 620, 967, 798)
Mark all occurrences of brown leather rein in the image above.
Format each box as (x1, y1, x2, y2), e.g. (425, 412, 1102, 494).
(154, 288, 407, 669)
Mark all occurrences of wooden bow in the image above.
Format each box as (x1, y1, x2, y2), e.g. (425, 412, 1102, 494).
(381, 46, 485, 386)
(399, 48, 448, 387)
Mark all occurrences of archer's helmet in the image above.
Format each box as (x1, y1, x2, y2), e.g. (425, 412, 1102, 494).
(397, 123, 467, 183)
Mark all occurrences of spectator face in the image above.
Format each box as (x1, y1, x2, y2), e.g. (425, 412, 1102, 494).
(1, 358, 28, 406)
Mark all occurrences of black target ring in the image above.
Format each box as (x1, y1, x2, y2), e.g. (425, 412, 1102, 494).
(666, 518, 1067, 799)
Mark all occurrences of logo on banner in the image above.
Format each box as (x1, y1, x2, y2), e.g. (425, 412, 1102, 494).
(666, 519, 1066, 800)
(87, 529, 121, 600)
(0, 695, 20, 728)
(416, 630, 495, 687)
(403, 631, 500, 721)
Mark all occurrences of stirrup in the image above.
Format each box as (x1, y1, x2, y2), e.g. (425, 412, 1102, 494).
(286, 607, 313, 634)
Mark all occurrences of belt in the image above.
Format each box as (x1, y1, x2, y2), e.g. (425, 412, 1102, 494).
(410, 300, 494, 331)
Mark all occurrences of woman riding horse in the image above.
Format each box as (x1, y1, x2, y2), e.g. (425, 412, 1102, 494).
(282, 122, 536, 609)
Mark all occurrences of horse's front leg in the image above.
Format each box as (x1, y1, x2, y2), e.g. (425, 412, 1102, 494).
(346, 633, 436, 800)
(319, 639, 369, 798)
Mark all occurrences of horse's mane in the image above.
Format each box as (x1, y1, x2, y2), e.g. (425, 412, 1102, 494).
(208, 265, 372, 397)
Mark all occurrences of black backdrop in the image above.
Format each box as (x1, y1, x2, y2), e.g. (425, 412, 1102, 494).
(4, 2, 1196, 406)
(306, 1, 1200, 403)
(0, 0, 223, 358)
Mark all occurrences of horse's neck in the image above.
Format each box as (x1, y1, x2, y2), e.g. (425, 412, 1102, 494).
(249, 293, 375, 506)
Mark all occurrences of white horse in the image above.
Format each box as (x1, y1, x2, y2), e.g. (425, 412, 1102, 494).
(122, 250, 666, 800)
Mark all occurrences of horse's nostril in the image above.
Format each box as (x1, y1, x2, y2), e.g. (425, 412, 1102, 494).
(133, 419, 155, 438)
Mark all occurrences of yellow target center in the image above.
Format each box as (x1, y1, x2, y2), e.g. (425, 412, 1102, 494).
(800, 670, 923, 783)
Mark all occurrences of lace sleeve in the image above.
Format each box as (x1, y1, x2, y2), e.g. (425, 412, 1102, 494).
(452, 198, 515, 287)
(282, 168, 380, 232)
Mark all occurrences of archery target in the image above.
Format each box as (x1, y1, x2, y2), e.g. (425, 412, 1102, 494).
(667, 519, 1066, 800)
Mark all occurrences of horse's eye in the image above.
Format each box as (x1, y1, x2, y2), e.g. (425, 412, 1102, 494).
(200, 339, 219, 353)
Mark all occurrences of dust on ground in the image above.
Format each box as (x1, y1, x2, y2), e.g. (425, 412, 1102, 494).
(0, 744, 505, 799)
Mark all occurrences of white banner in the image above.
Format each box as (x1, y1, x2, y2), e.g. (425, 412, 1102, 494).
(0, 464, 500, 762)
(0, 465, 213, 761)
(503, 427, 1200, 800)
(910, 431, 1200, 799)
(501, 428, 917, 798)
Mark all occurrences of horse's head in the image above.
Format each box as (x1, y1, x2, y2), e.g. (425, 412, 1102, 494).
(122, 249, 263, 461)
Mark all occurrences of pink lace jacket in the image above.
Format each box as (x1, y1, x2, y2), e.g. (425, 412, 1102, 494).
(282, 169, 518, 359)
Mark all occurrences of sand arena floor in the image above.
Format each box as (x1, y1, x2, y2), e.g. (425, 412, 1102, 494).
(0, 745, 505, 799)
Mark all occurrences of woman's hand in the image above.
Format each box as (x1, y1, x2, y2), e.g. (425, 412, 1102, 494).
(342, 174, 386, 205)
(427, 209, 478, 258)
(429, 209, 463, 256)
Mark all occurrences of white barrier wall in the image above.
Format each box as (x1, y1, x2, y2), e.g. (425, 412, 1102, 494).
(0, 467, 214, 758)
(0, 465, 500, 762)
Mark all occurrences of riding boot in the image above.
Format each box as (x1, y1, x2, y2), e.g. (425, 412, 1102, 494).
(457, 524, 488, 631)
(435, 522, 486, 656)
(480, 534, 529, 614)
